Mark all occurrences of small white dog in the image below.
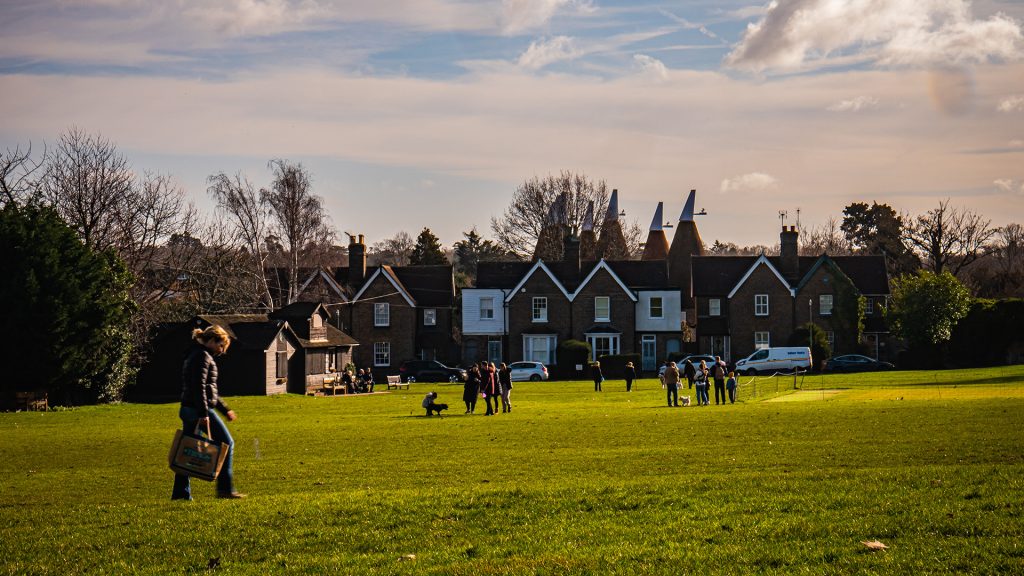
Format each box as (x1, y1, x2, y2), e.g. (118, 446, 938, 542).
(681, 396, 691, 407)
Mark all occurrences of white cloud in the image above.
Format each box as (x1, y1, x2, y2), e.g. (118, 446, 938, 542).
(1010, 139, 1024, 147)
(720, 172, 780, 193)
(517, 36, 582, 69)
(501, 0, 594, 35)
(726, 0, 1024, 73)
(827, 95, 879, 112)
(998, 95, 1024, 112)
(633, 54, 668, 81)
(994, 178, 1024, 194)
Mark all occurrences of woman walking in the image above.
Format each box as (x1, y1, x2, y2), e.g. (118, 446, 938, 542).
(482, 362, 500, 416)
(696, 360, 710, 406)
(172, 325, 245, 500)
(498, 363, 513, 413)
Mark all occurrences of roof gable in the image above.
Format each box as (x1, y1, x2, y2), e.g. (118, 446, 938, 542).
(573, 260, 637, 302)
(295, 267, 349, 302)
(793, 255, 855, 293)
(352, 266, 417, 307)
(727, 255, 795, 299)
(505, 260, 571, 303)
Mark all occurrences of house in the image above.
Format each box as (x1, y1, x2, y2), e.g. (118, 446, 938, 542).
(267, 302, 359, 393)
(463, 194, 691, 372)
(692, 226, 891, 363)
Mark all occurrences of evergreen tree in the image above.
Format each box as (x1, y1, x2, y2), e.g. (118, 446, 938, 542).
(410, 227, 447, 265)
(0, 204, 135, 406)
(453, 228, 515, 281)
(889, 270, 971, 349)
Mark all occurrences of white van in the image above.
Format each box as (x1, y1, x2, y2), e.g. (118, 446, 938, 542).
(734, 347, 812, 375)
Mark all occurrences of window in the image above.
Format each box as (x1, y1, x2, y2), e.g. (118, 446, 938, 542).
(374, 303, 390, 327)
(709, 298, 721, 316)
(754, 331, 770, 349)
(523, 335, 556, 364)
(276, 333, 287, 379)
(532, 297, 548, 322)
(594, 297, 610, 322)
(827, 331, 835, 350)
(865, 298, 874, 315)
(487, 340, 502, 364)
(754, 294, 769, 316)
(819, 294, 833, 316)
(373, 342, 390, 366)
(424, 308, 436, 326)
(649, 297, 663, 319)
(586, 335, 620, 361)
(480, 297, 495, 320)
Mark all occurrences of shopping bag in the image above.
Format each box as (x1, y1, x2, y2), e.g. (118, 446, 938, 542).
(168, 424, 229, 482)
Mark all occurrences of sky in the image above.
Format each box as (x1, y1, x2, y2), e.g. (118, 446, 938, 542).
(1, 0, 1023, 249)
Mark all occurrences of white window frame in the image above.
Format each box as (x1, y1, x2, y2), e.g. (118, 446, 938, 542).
(709, 298, 721, 317)
(649, 297, 663, 319)
(819, 294, 833, 316)
(865, 298, 874, 315)
(754, 294, 769, 316)
(523, 335, 556, 364)
(424, 308, 436, 326)
(594, 296, 610, 322)
(374, 303, 390, 327)
(373, 342, 390, 366)
(532, 297, 548, 323)
(754, 331, 770, 350)
(480, 297, 495, 320)
(586, 334, 620, 362)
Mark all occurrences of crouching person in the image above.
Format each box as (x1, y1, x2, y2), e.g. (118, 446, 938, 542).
(422, 391, 448, 416)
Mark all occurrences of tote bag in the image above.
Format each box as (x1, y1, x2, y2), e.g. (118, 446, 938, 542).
(168, 424, 229, 482)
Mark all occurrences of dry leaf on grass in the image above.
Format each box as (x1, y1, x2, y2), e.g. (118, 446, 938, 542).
(400, 554, 417, 561)
(861, 540, 888, 551)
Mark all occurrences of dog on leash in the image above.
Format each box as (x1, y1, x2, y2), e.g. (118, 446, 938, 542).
(681, 396, 691, 407)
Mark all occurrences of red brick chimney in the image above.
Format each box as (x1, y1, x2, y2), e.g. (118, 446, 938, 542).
(780, 225, 799, 282)
(349, 234, 366, 286)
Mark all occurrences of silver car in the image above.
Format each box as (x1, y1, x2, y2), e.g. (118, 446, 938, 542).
(509, 361, 548, 382)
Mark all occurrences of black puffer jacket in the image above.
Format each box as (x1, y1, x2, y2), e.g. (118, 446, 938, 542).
(181, 344, 230, 415)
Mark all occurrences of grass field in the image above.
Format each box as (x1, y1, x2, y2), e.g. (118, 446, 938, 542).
(2, 366, 1023, 575)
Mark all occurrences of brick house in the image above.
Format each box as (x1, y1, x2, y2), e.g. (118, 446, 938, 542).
(692, 226, 891, 363)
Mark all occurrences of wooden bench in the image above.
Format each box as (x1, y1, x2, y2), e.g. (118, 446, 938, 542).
(15, 391, 48, 411)
(386, 375, 409, 390)
(321, 375, 347, 395)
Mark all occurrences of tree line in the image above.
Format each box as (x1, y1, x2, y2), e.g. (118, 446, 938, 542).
(2, 128, 1020, 405)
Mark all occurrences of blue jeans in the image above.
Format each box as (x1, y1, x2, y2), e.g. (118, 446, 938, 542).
(171, 406, 235, 499)
(697, 384, 709, 405)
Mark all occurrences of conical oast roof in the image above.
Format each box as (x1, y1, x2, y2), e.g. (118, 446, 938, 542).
(668, 190, 704, 305)
(642, 202, 669, 261)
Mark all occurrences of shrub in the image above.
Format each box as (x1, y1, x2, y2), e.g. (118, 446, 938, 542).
(555, 339, 591, 380)
(788, 323, 831, 371)
(595, 353, 642, 379)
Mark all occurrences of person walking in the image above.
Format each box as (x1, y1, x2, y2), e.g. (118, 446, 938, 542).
(498, 362, 513, 413)
(664, 361, 680, 407)
(624, 361, 636, 392)
(696, 360, 710, 406)
(483, 362, 501, 415)
(463, 364, 480, 414)
(592, 361, 604, 392)
(683, 359, 696, 390)
(726, 371, 737, 404)
(172, 325, 245, 501)
(713, 356, 727, 405)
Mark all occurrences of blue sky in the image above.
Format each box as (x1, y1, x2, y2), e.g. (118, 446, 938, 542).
(1, 0, 1023, 248)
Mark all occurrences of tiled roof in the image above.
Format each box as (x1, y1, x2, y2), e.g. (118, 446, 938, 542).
(829, 256, 890, 294)
(390, 265, 455, 306)
(692, 256, 757, 296)
(476, 259, 670, 292)
(692, 254, 890, 296)
(476, 261, 533, 289)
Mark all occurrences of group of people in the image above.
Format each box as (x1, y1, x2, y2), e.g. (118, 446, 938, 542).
(336, 368, 374, 394)
(461, 361, 513, 415)
(661, 356, 737, 407)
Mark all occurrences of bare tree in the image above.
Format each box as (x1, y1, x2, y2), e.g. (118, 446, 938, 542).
(207, 171, 275, 309)
(492, 171, 644, 260)
(905, 199, 997, 276)
(42, 128, 135, 252)
(370, 231, 414, 266)
(263, 159, 334, 304)
(800, 217, 853, 256)
(0, 143, 45, 207)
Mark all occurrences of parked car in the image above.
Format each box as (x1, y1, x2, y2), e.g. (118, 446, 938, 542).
(824, 354, 894, 373)
(509, 361, 548, 382)
(398, 360, 466, 383)
(678, 354, 718, 368)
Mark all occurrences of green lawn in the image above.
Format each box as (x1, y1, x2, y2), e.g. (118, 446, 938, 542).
(2, 366, 1023, 575)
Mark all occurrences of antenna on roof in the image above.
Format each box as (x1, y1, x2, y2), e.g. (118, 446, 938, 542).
(796, 207, 801, 229)
(778, 210, 788, 228)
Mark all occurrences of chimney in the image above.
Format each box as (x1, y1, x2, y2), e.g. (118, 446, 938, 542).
(780, 225, 799, 281)
(563, 233, 581, 280)
(349, 233, 366, 286)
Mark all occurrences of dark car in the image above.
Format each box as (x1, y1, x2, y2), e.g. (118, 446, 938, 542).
(824, 354, 894, 373)
(398, 360, 467, 383)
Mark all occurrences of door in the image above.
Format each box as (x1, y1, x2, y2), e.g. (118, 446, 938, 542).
(641, 335, 657, 371)
(487, 340, 502, 365)
(711, 336, 731, 361)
